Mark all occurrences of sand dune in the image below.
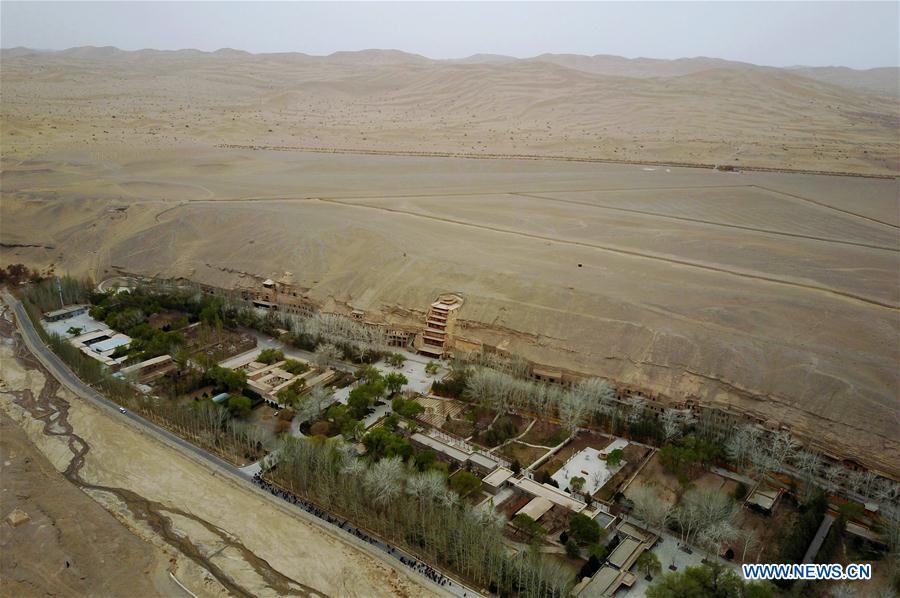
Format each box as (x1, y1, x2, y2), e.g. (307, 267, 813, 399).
(788, 66, 900, 98)
(2, 47, 897, 174)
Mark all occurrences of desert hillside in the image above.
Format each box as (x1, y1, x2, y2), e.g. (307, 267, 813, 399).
(1, 47, 898, 175)
(1, 47, 898, 475)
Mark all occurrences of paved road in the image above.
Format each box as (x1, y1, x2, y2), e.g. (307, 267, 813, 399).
(3, 291, 246, 480)
(3, 292, 476, 597)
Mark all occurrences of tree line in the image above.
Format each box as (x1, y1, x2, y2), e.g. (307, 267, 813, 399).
(270, 437, 573, 597)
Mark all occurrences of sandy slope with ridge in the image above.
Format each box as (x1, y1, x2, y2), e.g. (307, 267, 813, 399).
(0, 47, 898, 477)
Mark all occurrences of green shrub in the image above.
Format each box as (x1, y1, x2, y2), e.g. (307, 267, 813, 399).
(569, 512, 602, 545)
(257, 348, 284, 364)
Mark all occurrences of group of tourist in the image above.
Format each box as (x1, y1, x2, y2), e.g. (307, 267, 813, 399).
(398, 555, 453, 588)
(251, 473, 457, 592)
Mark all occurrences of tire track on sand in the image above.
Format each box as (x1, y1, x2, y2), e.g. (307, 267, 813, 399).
(315, 197, 898, 311)
(512, 192, 898, 252)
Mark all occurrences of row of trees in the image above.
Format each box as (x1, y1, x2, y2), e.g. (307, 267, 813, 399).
(20, 275, 93, 311)
(462, 355, 900, 533)
(132, 393, 266, 462)
(463, 367, 613, 433)
(292, 312, 390, 362)
(462, 364, 699, 446)
(271, 437, 573, 597)
(629, 485, 760, 563)
(726, 425, 900, 514)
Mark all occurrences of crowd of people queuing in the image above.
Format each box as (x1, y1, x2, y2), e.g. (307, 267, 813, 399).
(252, 473, 458, 592)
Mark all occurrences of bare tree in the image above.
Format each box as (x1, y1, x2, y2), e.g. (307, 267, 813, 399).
(313, 342, 343, 368)
(845, 469, 879, 501)
(363, 456, 405, 506)
(576, 378, 618, 419)
(823, 464, 847, 495)
(295, 386, 333, 424)
(872, 478, 900, 504)
(698, 519, 737, 560)
(879, 502, 900, 555)
(630, 485, 673, 534)
(739, 529, 758, 563)
(301, 313, 389, 358)
(677, 487, 739, 548)
(661, 408, 694, 443)
(768, 430, 799, 475)
(558, 387, 590, 433)
(625, 394, 646, 424)
(725, 424, 762, 471)
(794, 450, 822, 501)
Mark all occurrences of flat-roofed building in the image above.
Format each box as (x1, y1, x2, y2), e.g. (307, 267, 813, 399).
(410, 431, 504, 473)
(411, 432, 471, 464)
(747, 484, 782, 514)
(120, 354, 177, 383)
(469, 452, 500, 475)
(573, 565, 620, 597)
(608, 537, 642, 570)
(511, 477, 587, 512)
(516, 496, 554, 521)
(220, 349, 335, 407)
(483, 467, 514, 494)
(43, 304, 88, 322)
(69, 328, 131, 368)
(91, 336, 131, 354)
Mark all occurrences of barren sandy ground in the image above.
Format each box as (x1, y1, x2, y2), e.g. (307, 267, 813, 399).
(1, 48, 898, 478)
(0, 410, 184, 597)
(0, 310, 438, 597)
